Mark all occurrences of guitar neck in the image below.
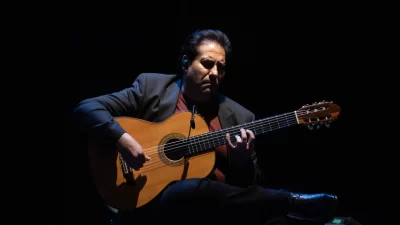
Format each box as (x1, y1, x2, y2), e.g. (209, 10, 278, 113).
(186, 111, 298, 155)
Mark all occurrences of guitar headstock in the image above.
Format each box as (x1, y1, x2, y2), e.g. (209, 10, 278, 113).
(296, 100, 341, 130)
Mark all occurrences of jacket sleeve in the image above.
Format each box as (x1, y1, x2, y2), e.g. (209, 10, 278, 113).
(249, 112, 266, 186)
(226, 113, 266, 187)
(73, 73, 147, 143)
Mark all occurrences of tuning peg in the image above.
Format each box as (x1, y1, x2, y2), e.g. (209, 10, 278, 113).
(316, 124, 320, 129)
(308, 125, 314, 130)
(325, 121, 331, 128)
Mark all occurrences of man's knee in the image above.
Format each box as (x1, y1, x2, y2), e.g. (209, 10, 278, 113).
(159, 178, 203, 202)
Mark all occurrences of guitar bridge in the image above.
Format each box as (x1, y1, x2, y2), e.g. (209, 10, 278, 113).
(119, 154, 135, 185)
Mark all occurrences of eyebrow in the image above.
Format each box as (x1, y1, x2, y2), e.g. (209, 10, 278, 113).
(201, 57, 226, 65)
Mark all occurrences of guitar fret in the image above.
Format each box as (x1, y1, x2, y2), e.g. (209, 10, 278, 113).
(195, 139, 199, 153)
(276, 115, 280, 128)
(187, 139, 192, 155)
(268, 120, 272, 131)
(185, 112, 299, 157)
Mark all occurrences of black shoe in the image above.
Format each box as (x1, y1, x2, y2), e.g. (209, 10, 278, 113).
(287, 193, 338, 223)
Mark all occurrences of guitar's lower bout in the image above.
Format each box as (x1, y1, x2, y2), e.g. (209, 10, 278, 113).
(88, 111, 216, 210)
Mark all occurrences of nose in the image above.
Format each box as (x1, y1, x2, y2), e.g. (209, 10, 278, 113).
(209, 64, 219, 82)
(209, 73, 218, 81)
(209, 64, 219, 80)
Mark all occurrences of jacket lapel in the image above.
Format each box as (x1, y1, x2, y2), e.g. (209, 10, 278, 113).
(156, 79, 181, 122)
(216, 94, 236, 129)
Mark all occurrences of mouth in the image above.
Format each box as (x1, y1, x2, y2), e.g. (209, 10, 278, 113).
(200, 81, 211, 86)
(200, 83, 212, 92)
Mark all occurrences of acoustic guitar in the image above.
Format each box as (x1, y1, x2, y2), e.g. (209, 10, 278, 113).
(88, 100, 341, 210)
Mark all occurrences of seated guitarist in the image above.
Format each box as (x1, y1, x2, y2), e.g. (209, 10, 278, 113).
(73, 29, 338, 225)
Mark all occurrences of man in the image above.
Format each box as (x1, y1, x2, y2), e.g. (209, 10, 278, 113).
(73, 29, 337, 225)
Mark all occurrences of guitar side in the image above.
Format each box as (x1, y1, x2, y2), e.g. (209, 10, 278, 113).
(88, 111, 216, 210)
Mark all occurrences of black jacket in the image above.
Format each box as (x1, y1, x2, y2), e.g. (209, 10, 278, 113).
(73, 73, 265, 187)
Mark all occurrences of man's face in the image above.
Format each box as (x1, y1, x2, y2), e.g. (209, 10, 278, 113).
(183, 41, 226, 100)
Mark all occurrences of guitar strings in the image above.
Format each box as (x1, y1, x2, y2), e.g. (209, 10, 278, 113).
(137, 107, 331, 172)
(144, 109, 313, 157)
(144, 112, 296, 157)
(137, 117, 300, 173)
(130, 111, 309, 172)
(117, 108, 329, 173)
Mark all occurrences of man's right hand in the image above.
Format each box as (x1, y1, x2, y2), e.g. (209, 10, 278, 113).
(116, 133, 151, 170)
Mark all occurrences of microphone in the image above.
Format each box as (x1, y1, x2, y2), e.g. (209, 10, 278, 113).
(190, 105, 196, 129)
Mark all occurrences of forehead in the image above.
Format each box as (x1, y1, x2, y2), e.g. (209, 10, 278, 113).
(196, 41, 225, 62)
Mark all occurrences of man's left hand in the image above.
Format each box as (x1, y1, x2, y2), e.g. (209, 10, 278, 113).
(226, 128, 255, 151)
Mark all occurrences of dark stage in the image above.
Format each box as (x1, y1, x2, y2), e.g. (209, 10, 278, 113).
(62, 18, 383, 225)
(8, 15, 390, 225)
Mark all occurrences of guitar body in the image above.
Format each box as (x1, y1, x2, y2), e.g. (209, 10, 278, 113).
(88, 111, 215, 210)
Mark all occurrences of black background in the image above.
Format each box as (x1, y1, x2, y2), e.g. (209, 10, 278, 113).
(62, 16, 383, 225)
(7, 7, 393, 225)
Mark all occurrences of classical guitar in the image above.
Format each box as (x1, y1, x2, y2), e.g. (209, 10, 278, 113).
(88, 100, 340, 210)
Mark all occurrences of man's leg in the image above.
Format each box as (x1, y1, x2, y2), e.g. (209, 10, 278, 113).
(152, 178, 337, 225)
(153, 178, 287, 225)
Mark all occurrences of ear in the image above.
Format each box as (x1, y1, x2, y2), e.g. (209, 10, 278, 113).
(182, 55, 189, 69)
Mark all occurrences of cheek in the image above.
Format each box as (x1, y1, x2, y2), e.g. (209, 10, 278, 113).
(218, 74, 224, 82)
(190, 67, 207, 82)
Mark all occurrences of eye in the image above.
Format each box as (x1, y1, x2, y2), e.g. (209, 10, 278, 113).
(201, 60, 214, 69)
(217, 63, 226, 73)
(201, 60, 226, 73)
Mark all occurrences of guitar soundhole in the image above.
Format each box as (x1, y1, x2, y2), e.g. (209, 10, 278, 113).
(164, 139, 185, 161)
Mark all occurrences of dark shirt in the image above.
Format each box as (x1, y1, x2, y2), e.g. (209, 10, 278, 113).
(175, 91, 228, 183)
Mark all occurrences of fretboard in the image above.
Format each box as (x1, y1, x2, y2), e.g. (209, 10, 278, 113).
(185, 111, 298, 156)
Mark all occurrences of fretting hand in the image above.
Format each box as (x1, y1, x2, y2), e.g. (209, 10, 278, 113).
(226, 128, 255, 151)
(225, 128, 255, 168)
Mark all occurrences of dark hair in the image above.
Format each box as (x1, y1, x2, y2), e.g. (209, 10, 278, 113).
(178, 29, 232, 75)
